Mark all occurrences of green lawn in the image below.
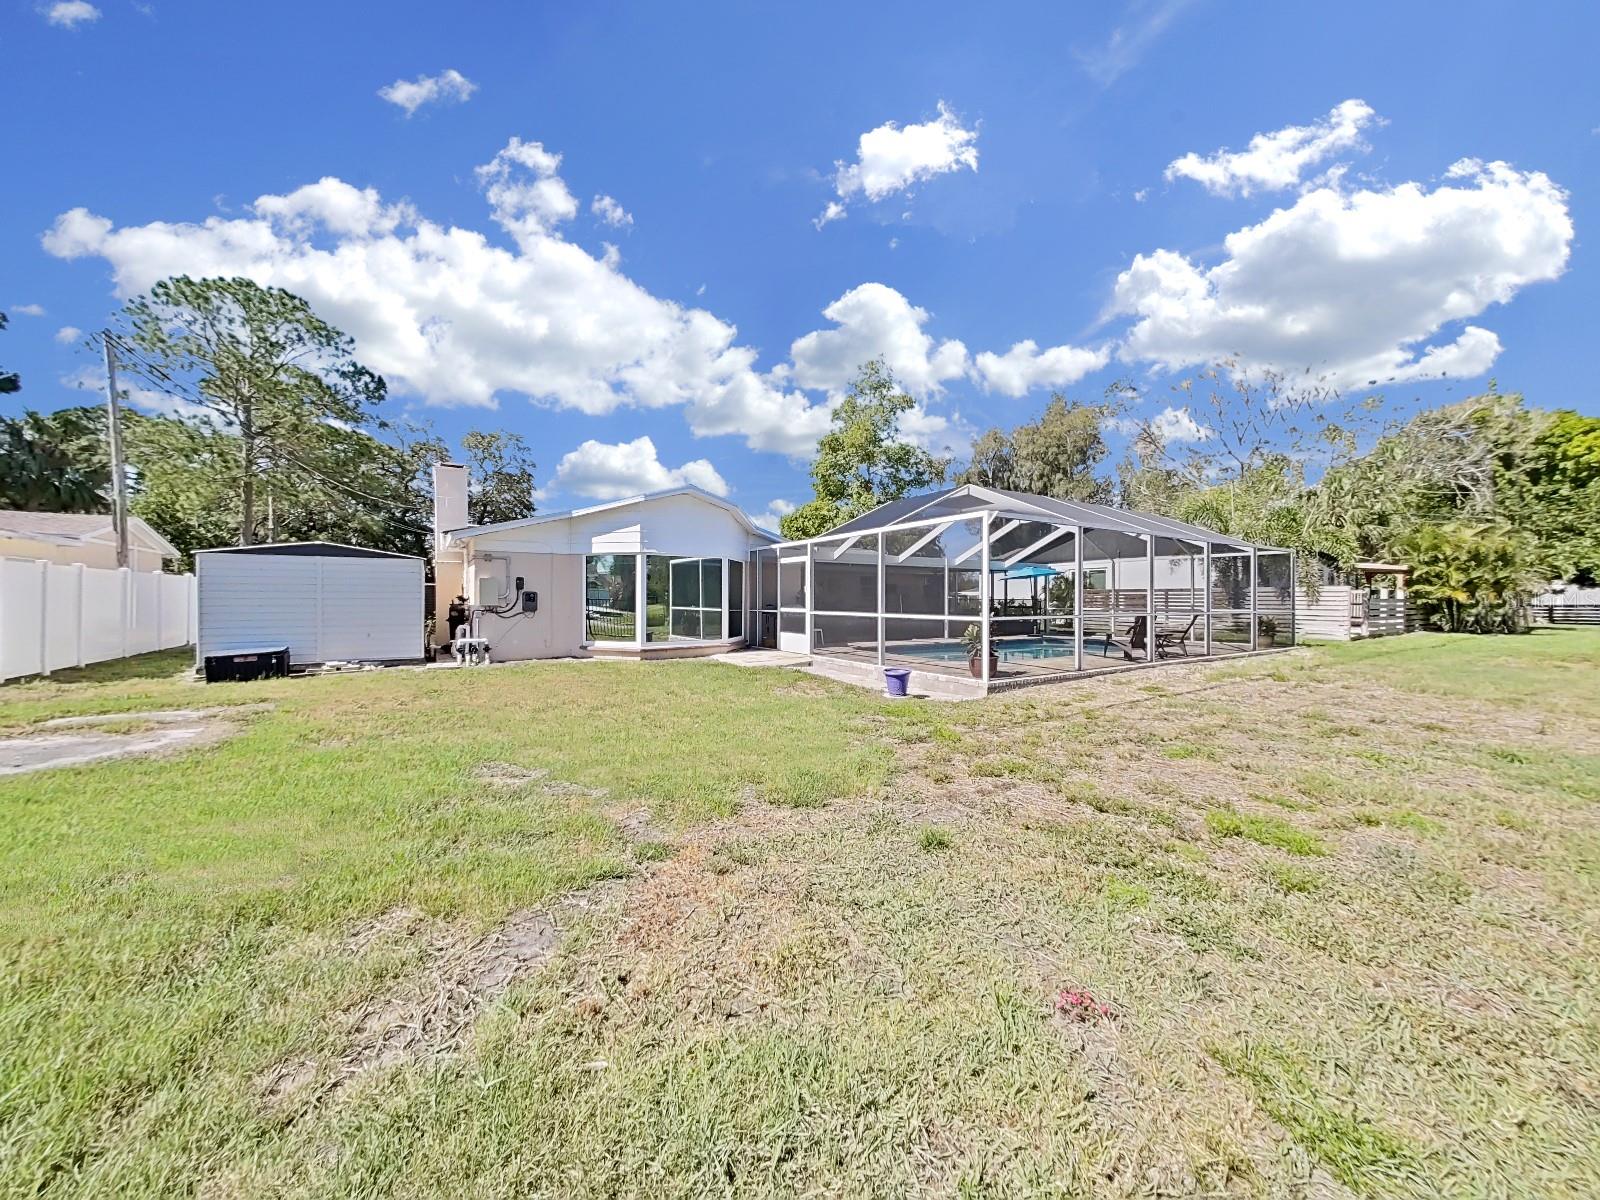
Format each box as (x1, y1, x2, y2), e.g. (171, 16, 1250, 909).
(2, 633, 1597, 1197)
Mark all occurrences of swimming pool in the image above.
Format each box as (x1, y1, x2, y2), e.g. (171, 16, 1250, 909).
(886, 635, 1114, 664)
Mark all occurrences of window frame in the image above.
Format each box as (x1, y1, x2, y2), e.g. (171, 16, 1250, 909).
(585, 552, 744, 649)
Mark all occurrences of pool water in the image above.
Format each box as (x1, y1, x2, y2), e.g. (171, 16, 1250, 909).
(886, 636, 1114, 663)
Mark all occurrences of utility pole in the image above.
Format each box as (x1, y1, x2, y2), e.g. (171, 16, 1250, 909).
(102, 333, 130, 569)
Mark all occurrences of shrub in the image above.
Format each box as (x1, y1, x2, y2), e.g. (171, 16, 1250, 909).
(1398, 521, 1542, 633)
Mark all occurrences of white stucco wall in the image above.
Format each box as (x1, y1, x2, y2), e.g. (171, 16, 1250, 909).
(463, 549, 585, 660)
(448, 492, 771, 661)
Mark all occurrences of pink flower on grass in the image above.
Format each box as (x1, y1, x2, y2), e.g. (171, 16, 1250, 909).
(1055, 987, 1114, 1022)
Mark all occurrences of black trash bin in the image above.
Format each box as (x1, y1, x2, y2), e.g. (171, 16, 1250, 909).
(203, 646, 290, 683)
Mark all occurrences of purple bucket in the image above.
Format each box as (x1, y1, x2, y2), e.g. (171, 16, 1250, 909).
(883, 667, 911, 698)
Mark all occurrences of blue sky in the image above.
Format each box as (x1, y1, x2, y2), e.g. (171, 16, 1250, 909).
(4, 0, 1595, 527)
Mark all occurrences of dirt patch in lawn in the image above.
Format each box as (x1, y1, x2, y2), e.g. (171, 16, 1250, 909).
(471, 760, 609, 799)
(266, 885, 627, 1106)
(0, 705, 269, 775)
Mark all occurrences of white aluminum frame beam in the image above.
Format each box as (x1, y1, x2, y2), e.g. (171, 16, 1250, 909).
(1002, 523, 1073, 568)
(892, 520, 956, 563)
(828, 533, 864, 559)
(952, 518, 1020, 566)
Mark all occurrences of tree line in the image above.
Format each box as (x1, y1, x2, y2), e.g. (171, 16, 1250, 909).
(0, 280, 536, 569)
(779, 359, 1600, 634)
(7, 282, 1596, 632)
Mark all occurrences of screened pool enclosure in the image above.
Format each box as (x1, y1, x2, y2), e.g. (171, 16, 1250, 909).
(750, 485, 1295, 691)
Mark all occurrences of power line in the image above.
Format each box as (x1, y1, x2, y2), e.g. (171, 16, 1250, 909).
(103, 334, 433, 538)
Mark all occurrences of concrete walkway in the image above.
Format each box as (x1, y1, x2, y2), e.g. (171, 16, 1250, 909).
(709, 649, 812, 670)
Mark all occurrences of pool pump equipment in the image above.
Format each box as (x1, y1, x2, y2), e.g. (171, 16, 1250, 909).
(451, 565, 538, 666)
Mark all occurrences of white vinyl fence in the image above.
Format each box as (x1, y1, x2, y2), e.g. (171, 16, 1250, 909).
(0, 556, 196, 681)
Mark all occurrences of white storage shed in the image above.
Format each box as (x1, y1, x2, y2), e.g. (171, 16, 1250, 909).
(196, 542, 425, 667)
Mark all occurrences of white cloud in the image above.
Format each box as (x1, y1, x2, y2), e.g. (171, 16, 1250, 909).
(55, 325, 82, 345)
(1150, 406, 1209, 443)
(253, 178, 417, 237)
(974, 339, 1110, 397)
(788, 283, 968, 397)
(746, 498, 795, 534)
(1110, 159, 1572, 388)
(43, 137, 832, 456)
(377, 68, 477, 116)
(43, 1, 99, 28)
(1165, 99, 1379, 197)
(63, 364, 204, 421)
(552, 436, 728, 500)
(818, 102, 977, 226)
(897, 403, 973, 461)
(475, 137, 580, 246)
(1075, 0, 1194, 86)
(12, 303, 45, 316)
(591, 194, 632, 228)
(813, 201, 846, 231)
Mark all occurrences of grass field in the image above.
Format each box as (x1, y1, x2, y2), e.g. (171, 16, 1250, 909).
(2, 632, 1597, 1197)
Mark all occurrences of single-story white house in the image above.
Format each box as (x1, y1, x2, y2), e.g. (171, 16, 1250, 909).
(431, 463, 778, 660)
(0, 510, 177, 573)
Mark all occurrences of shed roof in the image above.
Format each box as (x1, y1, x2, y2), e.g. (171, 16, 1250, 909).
(195, 541, 420, 559)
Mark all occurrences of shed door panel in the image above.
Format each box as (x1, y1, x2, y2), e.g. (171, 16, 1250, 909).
(317, 558, 423, 661)
(197, 555, 321, 662)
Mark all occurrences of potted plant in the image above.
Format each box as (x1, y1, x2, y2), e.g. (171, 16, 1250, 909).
(1258, 616, 1278, 647)
(961, 624, 997, 679)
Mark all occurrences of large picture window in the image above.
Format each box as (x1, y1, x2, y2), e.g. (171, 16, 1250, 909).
(585, 554, 637, 641)
(667, 557, 723, 640)
(590, 552, 737, 645)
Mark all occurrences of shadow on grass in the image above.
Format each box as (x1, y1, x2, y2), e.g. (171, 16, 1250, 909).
(1, 647, 193, 689)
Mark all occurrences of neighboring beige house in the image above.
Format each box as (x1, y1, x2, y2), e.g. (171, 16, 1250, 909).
(0, 511, 178, 573)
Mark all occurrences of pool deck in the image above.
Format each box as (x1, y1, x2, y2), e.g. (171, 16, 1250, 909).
(717, 640, 1290, 700)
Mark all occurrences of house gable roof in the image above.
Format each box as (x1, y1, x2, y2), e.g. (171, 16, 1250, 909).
(0, 510, 179, 557)
(445, 485, 779, 543)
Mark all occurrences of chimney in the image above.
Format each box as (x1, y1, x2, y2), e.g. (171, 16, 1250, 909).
(432, 461, 469, 549)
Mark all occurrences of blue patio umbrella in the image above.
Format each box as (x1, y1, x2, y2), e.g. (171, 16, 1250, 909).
(996, 562, 1061, 611)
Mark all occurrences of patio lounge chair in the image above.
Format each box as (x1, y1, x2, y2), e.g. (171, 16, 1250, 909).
(1103, 615, 1148, 661)
(1155, 614, 1198, 657)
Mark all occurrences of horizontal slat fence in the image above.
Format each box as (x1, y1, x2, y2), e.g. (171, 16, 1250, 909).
(1530, 589, 1600, 626)
(1530, 604, 1600, 626)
